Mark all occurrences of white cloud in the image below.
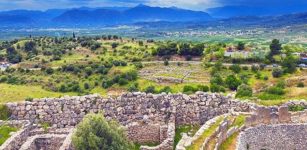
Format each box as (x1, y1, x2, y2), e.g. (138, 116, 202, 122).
(145, 0, 219, 10)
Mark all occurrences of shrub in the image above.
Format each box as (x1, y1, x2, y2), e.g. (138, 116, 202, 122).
(0, 105, 11, 120)
(197, 85, 209, 92)
(272, 68, 283, 78)
(263, 76, 269, 80)
(236, 84, 253, 98)
(297, 82, 305, 88)
(145, 86, 156, 93)
(266, 86, 285, 95)
(288, 105, 305, 112)
(84, 83, 90, 89)
(118, 78, 128, 85)
(183, 85, 196, 94)
(251, 65, 259, 72)
(225, 75, 242, 91)
(25, 97, 33, 102)
(72, 113, 134, 150)
(229, 64, 241, 73)
(242, 66, 249, 70)
(128, 83, 139, 92)
(164, 60, 169, 66)
(210, 84, 221, 93)
(45, 68, 54, 74)
(159, 86, 172, 93)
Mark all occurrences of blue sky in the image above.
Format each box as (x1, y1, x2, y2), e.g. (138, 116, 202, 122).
(0, 0, 306, 11)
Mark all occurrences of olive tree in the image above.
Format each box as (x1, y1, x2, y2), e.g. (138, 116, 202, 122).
(72, 113, 134, 150)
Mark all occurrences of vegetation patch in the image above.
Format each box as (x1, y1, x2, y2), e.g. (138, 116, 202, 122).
(187, 117, 224, 150)
(0, 125, 18, 146)
(174, 125, 200, 148)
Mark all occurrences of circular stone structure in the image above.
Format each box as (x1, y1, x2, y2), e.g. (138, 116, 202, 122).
(237, 124, 307, 150)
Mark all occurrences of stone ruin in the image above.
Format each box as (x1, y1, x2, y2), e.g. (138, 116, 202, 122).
(1, 92, 307, 150)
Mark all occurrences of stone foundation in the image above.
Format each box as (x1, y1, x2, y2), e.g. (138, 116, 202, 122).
(237, 124, 307, 150)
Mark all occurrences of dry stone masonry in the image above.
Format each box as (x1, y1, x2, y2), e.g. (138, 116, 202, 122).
(1, 92, 307, 150)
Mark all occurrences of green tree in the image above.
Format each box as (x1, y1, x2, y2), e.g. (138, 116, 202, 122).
(282, 54, 298, 74)
(268, 39, 282, 60)
(236, 84, 253, 98)
(272, 68, 283, 78)
(72, 113, 134, 150)
(225, 75, 242, 90)
(237, 42, 245, 50)
(6, 47, 22, 63)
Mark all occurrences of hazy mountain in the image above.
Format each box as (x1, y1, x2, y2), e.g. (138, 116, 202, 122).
(207, 5, 307, 18)
(53, 4, 212, 25)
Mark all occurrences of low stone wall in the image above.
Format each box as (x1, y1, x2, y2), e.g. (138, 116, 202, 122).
(291, 110, 307, 123)
(245, 106, 291, 126)
(0, 120, 33, 150)
(19, 134, 67, 150)
(127, 123, 164, 144)
(140, 123, 175, 150)
(237, 124, 307, 150)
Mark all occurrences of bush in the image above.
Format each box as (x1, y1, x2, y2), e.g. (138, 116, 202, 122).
(164, 60, 169, 66)
(118, 78, 128, 85)
(251, 65, 259, 72)
(288, 105, 305, 112)
(197, 85, 209, 92)
(272, 68, 283, 78)
(0, 105, 11, 120)
(263, 76, 269, 80)
(236, 84, 253, 98)
(72, 113, 134, 150)
(84, 83, 90, 89)
(242, 66, 249, 70)
(297, 82, 305, 88)
(183, 85, 196, 94)
(225, 75, 242, 91)
(128, 83, 139, 92)
(159, 86, 172, 93)
(45, 68, 54, 74)
(266, 86, 285, 95)
(229, 64, 241, 73)
(210, 84, 223, 93)
(25, 97, 33, 102)
(145, 86, 156, 93)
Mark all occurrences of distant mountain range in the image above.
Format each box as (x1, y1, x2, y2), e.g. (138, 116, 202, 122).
(207, 5, 307, 18)
(0, 4, 212, 27)
(0, 4, 306, 28)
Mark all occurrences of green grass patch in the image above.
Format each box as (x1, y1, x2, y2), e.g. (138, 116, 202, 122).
(228, 115, 246, 130)
(219, 132, 239, 150)
(174, 125, 200, 149)
(0, 83, 77, 103)
(187, 116, 224, 150)
(0, 125, 18, 146)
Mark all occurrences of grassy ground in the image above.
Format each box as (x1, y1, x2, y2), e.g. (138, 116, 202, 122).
(174, 125, 200, 149)
(187, 117, 224, 150)
(0, 83, 76, 103)
(0, 125, 18, 146)
(219, 132, 240, 150)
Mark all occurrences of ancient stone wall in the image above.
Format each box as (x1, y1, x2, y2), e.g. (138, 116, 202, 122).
(6, 92, 251, 128)
(3, 92, 252, 150)
(237, 124, 307, 150)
